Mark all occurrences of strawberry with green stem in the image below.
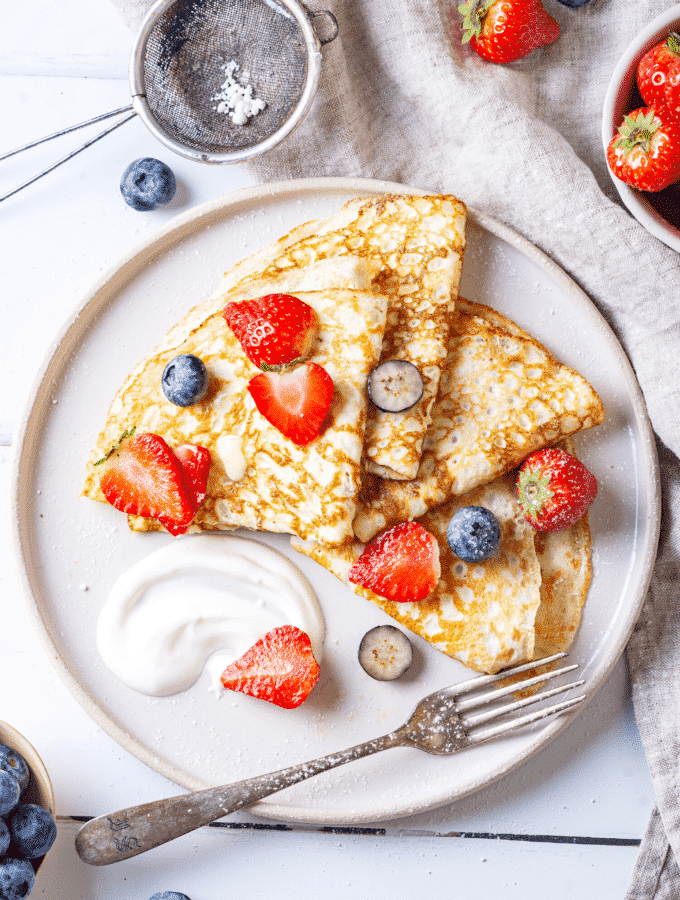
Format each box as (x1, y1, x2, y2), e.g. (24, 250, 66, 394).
(459, 0, 560, 64)
(516, 447, 597, 532)
(606, 106, 680, 192)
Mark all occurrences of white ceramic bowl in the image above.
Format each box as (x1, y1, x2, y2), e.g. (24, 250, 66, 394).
(602, 4, 680, 252)
(0, 721, 55, 882)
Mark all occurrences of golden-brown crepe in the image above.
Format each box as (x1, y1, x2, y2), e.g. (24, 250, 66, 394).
(293, 475, 543, 674)
(533, 510, 591, 661)
(83, 279, 388, 546)
(292, 435, 593, 674)
(216, 194, 468, 481)
(353, 299, 605, 543)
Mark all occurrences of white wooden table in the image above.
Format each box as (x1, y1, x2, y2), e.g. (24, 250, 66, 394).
(1, 1, 656, 897)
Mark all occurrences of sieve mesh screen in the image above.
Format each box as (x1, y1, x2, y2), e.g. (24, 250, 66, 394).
(142, 0, 309, 154)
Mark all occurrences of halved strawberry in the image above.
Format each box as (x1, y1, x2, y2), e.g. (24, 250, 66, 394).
(174, 443, 211, 508)
(223, 293, 319, 371)
(97, 432, 210, 536)
(248, 361, 334, 445)
(459, 0, 560, 65)
(220, 625, 320, 709)
(349, 521, 441, 604)
(516, 447, 597, 532)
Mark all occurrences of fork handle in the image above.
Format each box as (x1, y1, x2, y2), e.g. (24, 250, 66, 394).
(75, 730, 402, 865)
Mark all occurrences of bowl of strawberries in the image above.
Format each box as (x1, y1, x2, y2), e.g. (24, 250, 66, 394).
(602, 5, 680, 253)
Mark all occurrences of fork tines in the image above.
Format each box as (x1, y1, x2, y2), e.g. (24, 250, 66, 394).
(448, 653, 586, 745)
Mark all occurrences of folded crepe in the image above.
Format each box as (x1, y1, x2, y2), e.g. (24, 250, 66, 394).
(353, 298, 605, 543)
(293, 474, 541, 673)
(291, 438, 592, 674)
(83, 267, 388, 546)
(213, 194, 468, 481)
(533, 510, 591, 661)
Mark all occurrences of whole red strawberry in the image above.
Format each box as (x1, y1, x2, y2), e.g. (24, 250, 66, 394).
(459, 0, 560, 64)
(220, 626, 320, 709)
(637, 32, 680, 123)
(349, 521, 441, 604)
(516, 447, 597, 532)
(248, 361, 334, 446)
(223, 293, 318, 371)
(606, 106, 680, 192)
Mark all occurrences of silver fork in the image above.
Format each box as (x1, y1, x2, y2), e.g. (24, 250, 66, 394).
(75, 651, 584, 866)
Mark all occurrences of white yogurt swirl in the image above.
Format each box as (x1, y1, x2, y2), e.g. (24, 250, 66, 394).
(96, 535, 325, 697)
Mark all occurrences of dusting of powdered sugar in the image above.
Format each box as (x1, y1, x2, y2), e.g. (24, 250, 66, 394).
(213, 60, 266, 125)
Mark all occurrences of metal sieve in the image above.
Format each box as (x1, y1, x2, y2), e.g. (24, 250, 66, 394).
(1, 0, 338, 202)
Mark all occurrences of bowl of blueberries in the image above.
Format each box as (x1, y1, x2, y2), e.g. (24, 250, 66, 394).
(0, 722, 56, 900)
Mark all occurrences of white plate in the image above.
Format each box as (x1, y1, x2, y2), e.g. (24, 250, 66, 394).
(10, 177, 660, 824)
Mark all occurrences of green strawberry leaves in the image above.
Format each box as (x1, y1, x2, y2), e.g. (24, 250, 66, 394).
(666, 32, 680, 58)
(612, 108, 661, 154)
(458, 0, 495, 43)
(94, 426, 136, 466)
(517, 470, 554, 517)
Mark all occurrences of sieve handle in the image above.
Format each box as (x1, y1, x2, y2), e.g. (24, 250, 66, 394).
(310, 9, 339, 45)
(0, 106, 136, 203)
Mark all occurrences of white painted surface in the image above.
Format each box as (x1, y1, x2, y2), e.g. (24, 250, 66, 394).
(1, 0, 656, 897)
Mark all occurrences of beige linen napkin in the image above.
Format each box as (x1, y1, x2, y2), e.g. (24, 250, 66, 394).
(110, 0, 680, 894)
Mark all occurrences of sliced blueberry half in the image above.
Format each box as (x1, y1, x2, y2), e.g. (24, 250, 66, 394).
(358, 625, 413, 681)
(162, 354, 209, 407)
(446, 505, 501, 563)
(367, 360, 424, 413)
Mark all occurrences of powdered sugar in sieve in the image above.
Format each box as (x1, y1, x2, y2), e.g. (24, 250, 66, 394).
(1, 0, 338, 201)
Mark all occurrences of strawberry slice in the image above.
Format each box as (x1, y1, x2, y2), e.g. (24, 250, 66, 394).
(516, 447, 597, 532)
(98, 432, 210, 535)
(220, 625, 320, 709)
(223, 293, 319, 370)
(248, 361, 334, 445)
(349, 521, 441, 604)
(174, 443, 211, 508)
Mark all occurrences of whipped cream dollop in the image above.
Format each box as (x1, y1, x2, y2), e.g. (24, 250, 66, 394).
(97, 535, 325, 697)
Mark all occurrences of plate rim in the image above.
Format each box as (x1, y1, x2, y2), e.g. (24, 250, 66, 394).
(9, 176, 661, 823)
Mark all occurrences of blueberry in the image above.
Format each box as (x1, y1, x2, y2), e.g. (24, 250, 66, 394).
(120, 158, 176, 211)
(162, 354, 209, 407)
(149, 893, 192, 900)
(552, 0, 592, 6)
(0, 771, 20, 818)
(446, 506, 501, 563)
(0, 746, 29, 795)
(9, 804, 57, 859)
(0, 857, 35, 900)
(0, 820, 9, 857)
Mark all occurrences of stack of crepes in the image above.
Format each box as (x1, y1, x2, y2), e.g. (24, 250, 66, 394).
(83, 193, 605, 675)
